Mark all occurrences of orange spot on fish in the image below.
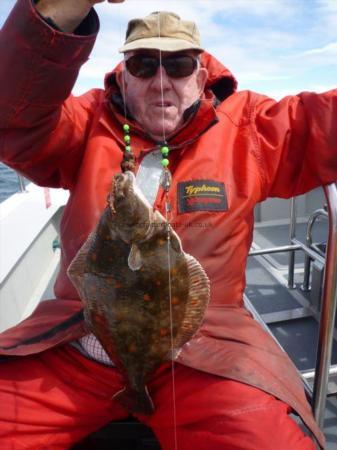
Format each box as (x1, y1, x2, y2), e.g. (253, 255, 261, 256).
(115, 282, 121, 288)
(91, 253, 97, 262)
(160, 328, 169, 337)
(155, 280, 161, 286)
(143, 294, 151, 302)
(190, 299, 198, 306)
(171, 267, 177, 275)
(158, 239, 166, 246)
(93, 313, 105, 326)
(128, 342, 137, 353)
(171, 297, 180, 305)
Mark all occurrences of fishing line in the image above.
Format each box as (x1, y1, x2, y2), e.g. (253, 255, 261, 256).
(118, 10, 128, 122)
(157, 17, 167, 144)
(120, 61, 128, 120)
(164, 197, 179, 450)
(118, 7, 178, 447)
(157, 11, 179, 450)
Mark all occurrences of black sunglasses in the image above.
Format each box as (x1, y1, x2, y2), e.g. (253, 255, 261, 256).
(125, 54, 198, 79)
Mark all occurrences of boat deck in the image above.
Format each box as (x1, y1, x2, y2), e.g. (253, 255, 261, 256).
(247, 220, 337, 450)
(73, 219, 337, 450)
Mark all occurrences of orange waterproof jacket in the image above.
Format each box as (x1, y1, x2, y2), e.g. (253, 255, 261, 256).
(1, 1, 337, 447)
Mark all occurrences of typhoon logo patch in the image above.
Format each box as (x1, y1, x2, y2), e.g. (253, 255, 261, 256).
(177, 180, 228, 213)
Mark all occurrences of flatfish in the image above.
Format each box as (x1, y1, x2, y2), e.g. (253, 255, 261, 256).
(67, 171, 210, 415)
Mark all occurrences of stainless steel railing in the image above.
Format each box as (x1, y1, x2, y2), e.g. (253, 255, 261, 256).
(302, 209, 328, 292)
(249, 183, 337, 427)
(286, 186, 337, 427)
(312, 184, 337, 427)
(17, 173, 27, 193)
(288, 197, 297, 288)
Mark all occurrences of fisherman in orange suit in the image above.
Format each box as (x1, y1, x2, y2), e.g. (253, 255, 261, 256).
(1, 0, 337, 449)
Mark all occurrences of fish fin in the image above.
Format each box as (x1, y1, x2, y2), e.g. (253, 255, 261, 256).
(88, 311, 121, 366)
(113, 385, 155, 415)
(128, 244, 143, 271)
(67, 231, 96, 298)
(169, 229, 183, 253)
(171, 253, 210, 354)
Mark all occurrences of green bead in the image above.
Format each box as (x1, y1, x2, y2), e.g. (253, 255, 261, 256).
(161, 158, 169, 167)
(125, 145, 132, 152)
(123, 124, 130, 132)
(161, 146, 169, 156)
(124, 135, 131, 143)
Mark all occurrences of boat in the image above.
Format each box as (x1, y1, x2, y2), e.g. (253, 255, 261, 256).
(0, 173, 336, 450)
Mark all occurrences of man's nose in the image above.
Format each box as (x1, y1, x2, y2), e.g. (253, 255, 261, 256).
(151, 65, 171, 90)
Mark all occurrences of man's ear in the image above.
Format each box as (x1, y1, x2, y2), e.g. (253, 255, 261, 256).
(197, 68, 208, 96)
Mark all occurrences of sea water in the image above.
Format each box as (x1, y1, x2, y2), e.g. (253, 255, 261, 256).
(0, 163, 23, 203)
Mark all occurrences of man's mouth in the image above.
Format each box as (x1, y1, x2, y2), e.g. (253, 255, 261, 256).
(153, 101, 173, 107)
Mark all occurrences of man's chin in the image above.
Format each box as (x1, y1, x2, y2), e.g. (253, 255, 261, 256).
(148, 130, 176, 142)
(145, 123, 181, 142)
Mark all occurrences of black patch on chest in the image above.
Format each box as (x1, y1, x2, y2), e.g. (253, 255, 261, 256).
(177, 180, 228, 213)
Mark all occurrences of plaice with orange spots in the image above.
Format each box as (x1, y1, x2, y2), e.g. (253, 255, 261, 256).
(67, 171, 210, 415)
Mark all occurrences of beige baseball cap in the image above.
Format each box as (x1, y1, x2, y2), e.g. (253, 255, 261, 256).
(119, 11, 204, 53)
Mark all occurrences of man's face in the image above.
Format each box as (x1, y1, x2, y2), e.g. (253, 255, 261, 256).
(116, 50, 208, 142)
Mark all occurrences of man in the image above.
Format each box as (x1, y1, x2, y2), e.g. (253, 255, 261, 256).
(0, 0, 336, 449)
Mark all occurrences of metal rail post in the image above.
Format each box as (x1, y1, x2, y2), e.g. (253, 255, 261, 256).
(312, 183, 337, 428)
(17, 174, 27, 193)
(288, 197, 297, 288)
(302, 209, 328, 292)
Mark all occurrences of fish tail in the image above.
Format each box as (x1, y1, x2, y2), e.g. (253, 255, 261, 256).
(113, 385, 155, 415)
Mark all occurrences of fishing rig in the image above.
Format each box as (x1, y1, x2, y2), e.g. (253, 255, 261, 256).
(118, 11, 179, 450)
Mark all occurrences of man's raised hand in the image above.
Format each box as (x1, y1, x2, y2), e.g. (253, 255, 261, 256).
(36, 0, 125, 33)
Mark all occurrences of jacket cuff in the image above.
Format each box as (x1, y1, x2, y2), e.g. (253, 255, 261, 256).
(1, 0, 99, 67)
(33, 0, 99, 36)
